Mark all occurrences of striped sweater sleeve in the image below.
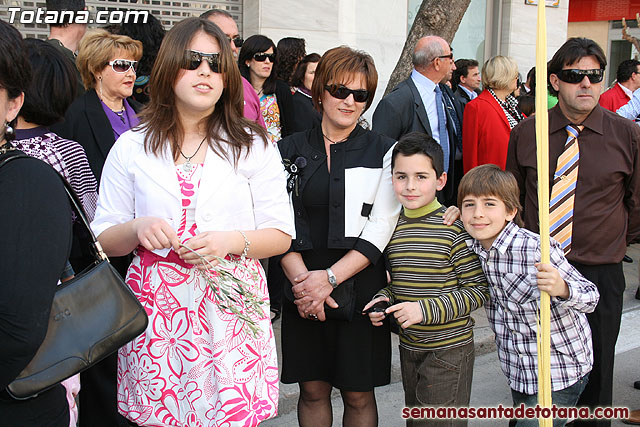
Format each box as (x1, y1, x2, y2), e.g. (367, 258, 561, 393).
(420, 229, 489, 325)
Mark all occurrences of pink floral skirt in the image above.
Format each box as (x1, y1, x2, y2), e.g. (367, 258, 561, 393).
(117, 254, 278, 427)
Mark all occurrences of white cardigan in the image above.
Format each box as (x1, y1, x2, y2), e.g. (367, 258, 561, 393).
(91, 129, 295, 256)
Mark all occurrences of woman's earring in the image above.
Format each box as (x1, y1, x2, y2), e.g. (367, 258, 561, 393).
(98, 76, 103, 99)
(4, 121, 15, 141)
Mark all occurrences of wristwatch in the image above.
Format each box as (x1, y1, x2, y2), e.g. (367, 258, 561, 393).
(326, 268, 338, 288)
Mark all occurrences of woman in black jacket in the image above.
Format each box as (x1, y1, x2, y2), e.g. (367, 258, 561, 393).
(239, 35, 294, 143)
(0, 20, 72, 427)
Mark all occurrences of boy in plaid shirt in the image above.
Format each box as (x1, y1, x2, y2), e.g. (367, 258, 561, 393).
(459, 164, 599, 427)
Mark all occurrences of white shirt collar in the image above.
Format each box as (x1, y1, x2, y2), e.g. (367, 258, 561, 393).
(619, 82, 633, 99)
(411, 69, 437, 95)
(459, 84, 477, 100)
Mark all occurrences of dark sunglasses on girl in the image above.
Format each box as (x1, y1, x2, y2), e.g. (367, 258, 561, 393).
(108, 59, 138, 73)
(324, 84, 370, 103)
(253, 52, 276, 62)
(556, 68, 604, 84)
(183, 50, 221, 73)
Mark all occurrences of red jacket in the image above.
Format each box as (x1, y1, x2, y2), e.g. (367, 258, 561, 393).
(598, 83, 631, 112)
(462, 90, 512, 173)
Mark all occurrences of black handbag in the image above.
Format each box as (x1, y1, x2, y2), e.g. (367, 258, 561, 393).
(284, 276, 356, 321)
(1, 152, 149, 400)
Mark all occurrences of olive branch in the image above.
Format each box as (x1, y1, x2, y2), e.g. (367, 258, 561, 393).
(179, 243, 266, 338)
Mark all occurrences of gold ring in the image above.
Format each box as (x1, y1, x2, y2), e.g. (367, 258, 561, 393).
(301, 291, 305, 297)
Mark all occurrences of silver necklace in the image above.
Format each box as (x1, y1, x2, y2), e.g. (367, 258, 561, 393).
(179, 137, 206, 172)
(322, 132, 348, 144)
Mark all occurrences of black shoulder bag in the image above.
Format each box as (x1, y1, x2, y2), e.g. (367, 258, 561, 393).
(1, 151, 149, 399)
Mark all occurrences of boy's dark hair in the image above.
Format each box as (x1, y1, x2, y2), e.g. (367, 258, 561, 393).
(458, 164, 524, 227)
(391, 132, 444, 177)
(548, 38, 606, 96)
(20, 38, 77, 126)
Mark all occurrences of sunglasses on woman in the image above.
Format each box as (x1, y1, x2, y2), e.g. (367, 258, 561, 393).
(556, 68, 604, 84)
(324, 84, 370, 103)
(253, 52, 276, 62)
(183, 50, 221, 73)
(108, 59, 138, 73)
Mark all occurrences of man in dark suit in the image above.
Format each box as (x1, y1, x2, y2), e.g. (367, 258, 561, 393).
(373, 35, 461, 206)
(452, 58, 481, 109)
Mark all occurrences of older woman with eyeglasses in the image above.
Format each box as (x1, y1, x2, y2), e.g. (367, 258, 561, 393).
(462, 55, 524, 173)
(54, 29, 142, 184)
(52, 29, 142, 427)
(278, 46, 400, 427)
(238, 35, 294, 144)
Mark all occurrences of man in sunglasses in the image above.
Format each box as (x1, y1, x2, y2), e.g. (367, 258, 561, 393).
(506, 37, 640, 427)
(200, 9, 266, 129)
(373, 35, 460, 206)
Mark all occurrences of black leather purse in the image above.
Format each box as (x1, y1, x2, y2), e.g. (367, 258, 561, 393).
(2, 152, 149, 400)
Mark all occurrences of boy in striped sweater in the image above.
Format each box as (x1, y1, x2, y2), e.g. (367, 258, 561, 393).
(364, 132, 488, 424)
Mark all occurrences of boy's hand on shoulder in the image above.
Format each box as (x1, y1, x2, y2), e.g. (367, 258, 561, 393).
(535, 263, 570, 299)
(363, 296, 390, 327)
(442, 205, 460, 225)
(387, 301, 424, 329)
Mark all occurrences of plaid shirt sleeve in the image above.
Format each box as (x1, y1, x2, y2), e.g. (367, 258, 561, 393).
(549, 239, 600, 313)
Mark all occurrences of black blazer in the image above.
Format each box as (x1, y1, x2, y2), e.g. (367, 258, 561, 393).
(52, 88, 142, 184)
(274, 79, 295, 138)
(372, 77, 459, 203)
(290, 89, 321, 133)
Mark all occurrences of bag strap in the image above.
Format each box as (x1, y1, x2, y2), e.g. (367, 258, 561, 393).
(0, 150, 109, 263)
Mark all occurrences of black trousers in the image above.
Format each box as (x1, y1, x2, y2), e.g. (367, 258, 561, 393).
(571, 262, 625, 427)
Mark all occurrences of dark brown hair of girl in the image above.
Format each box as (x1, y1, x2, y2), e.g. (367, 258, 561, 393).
(138, 17, 267, 165)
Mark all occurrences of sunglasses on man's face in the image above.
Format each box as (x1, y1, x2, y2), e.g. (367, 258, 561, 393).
(228, 36, 243, 47)
(324, 84, 370, 103)
(108, 59, 138, 73)
(253, 52, 276, 62)
(556, 68, 604, 84)
(183, 50, 221, 73)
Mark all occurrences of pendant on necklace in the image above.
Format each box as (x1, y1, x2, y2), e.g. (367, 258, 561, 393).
(183, 160, 193, 172)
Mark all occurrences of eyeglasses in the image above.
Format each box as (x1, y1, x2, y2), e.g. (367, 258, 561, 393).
(556, 68, 604, 84)
(253, 52, 276, 62)
(183, 49, 221, 73)
(107, 59, 138, 73)
(324, 84, 370, 103)
(436, 53, 454, 61)
(227, 36, 243, 47)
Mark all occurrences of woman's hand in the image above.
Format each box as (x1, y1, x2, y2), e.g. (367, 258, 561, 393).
(442, 205, 460, 225)
(291, 270, 338, 321)
(177, 231, 238, 267)
(132, 217, 180, 252)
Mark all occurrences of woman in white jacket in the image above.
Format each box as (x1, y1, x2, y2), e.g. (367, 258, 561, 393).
(91, 17, 294, 427)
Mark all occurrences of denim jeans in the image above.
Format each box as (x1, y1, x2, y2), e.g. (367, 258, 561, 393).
(399, 341, 475, 426)
(510, 373, 590, 427)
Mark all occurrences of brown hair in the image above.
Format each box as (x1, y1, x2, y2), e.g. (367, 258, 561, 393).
(311, 46, 378, 114)
(137, 17, 267, 164)
(458, 164, 524, 227)
(76, 29, 142, 89)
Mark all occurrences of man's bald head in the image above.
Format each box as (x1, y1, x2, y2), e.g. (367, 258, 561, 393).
(413, 36, 448, 68)
(201, 9, 241, 57)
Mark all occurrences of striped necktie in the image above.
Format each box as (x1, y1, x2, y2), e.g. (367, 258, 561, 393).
(549, 124, 584, 254)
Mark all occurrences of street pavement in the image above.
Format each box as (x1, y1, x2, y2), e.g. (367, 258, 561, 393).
(263, 244, 640, 426)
